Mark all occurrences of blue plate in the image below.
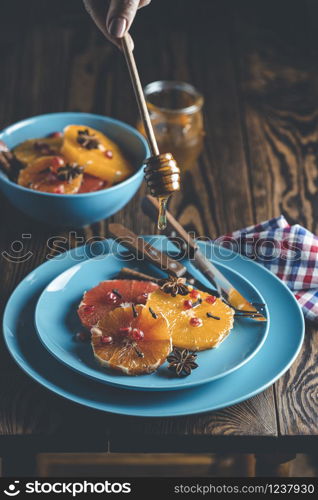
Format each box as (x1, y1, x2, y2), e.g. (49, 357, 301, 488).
(3, 237, 304, 417)
(35, 255, 269, 391)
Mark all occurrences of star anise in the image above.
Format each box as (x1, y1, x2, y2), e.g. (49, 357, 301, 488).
(158, 276, 189, 297)
(77, 129, 100, 150)
(167, 347, 198, 377)
(56, 163, 84, 181)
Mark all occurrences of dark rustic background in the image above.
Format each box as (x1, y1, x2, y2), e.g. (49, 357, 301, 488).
(0, 0, 317, 477)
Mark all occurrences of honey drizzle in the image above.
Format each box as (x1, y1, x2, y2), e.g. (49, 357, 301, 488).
(157, 196, 168, 230)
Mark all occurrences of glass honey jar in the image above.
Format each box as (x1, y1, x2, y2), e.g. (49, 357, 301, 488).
(137, 81, 204, 172)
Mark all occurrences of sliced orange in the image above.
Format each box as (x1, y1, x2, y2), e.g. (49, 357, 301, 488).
(61, 125, 134, 185)
(17, 156, 83, 194)
(228, 289, 266, 322)
(78, 279, 159, 329)
(78, 174, 107, 193)
(92, 305, 171, 375)
(14, 136, 63, 166)
(147, 287, 234, 351)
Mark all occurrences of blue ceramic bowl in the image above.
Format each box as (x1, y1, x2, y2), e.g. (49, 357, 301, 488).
(0, 112, 149, 227)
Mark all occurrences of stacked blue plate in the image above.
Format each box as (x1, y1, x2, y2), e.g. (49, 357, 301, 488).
(3, 237, 304, 417)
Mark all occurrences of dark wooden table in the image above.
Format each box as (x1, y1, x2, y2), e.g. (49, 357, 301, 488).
(0, 0, 317, 477)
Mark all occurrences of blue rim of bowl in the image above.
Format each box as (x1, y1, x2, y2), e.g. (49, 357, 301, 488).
(0, 112, 150, 198)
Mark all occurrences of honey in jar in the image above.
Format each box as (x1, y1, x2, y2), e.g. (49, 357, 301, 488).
(137, 81, 204, 172)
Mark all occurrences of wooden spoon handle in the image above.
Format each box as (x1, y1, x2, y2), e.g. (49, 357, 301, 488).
(108, 223, 186, 277)
(121, 34, 159, 157)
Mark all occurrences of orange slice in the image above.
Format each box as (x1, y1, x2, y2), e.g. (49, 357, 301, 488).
(17, 156, 82, 194)
(78, 174, 107, 193)
(228, 289, 266, 321)
(14, 136, 63, 166)
(92, 305, 171, 375)
(147, 287, 234, 351)
(78, 279, 159, 329)
(61, 125, 134, 185)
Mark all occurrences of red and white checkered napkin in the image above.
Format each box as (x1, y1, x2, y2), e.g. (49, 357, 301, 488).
(219, 215, 318, 322)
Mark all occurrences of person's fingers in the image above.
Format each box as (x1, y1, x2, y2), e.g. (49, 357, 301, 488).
(83, 0, 122, 49)
(137, 0, 152, 10)
(107, 0, 151, 48)
(83, 0, 151, 49)
(83, 0, 109, 38)
(107, 0, 140, 38)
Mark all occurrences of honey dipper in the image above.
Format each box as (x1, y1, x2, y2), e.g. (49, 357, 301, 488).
(121, 34, 181, 230)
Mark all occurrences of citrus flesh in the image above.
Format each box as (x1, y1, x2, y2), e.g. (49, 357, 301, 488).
(92, 305, 171, 375)
(14, 136, 63, 166)
(61, 125, 134, 185)
(78, 174, 107, 193)
(78, 279, 159, 329)
(147, 287, 234, 351)
(17, 156, 82, 193)
(228, 288, 266, 321)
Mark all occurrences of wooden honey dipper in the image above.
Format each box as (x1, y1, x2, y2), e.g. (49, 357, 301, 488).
(121, 34, 181, 230)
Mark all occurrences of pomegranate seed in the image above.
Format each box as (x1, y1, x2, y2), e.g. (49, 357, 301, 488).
(105, 291, 120, 304)
(118, 326, 132, 336)
(75, 332, 89, 342)
(131, 328, 144, 341)
(183, 299, 193, 310)
(105, 150, 113, 159)
(53, 184, 65, 194)
(136, 293, 148, 303)
(82, 305, 95, 314)
(189, 317, 203, 327)
(47, 131, 63, 138)
(189, 289, 200, 300)
(206, 295, 216, 304)
(50, 156, 65, 169)
(101, 335, 113, 344)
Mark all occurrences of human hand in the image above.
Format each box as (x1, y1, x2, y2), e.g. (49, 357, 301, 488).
(83, 0, 151, 49)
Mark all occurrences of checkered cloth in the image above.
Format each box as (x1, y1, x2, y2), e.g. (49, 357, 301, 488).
(219, 215, 318, 322)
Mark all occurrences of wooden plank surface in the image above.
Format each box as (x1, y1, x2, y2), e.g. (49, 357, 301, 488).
(0, 0, 316, 452)
(232, 0, 318, 440)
